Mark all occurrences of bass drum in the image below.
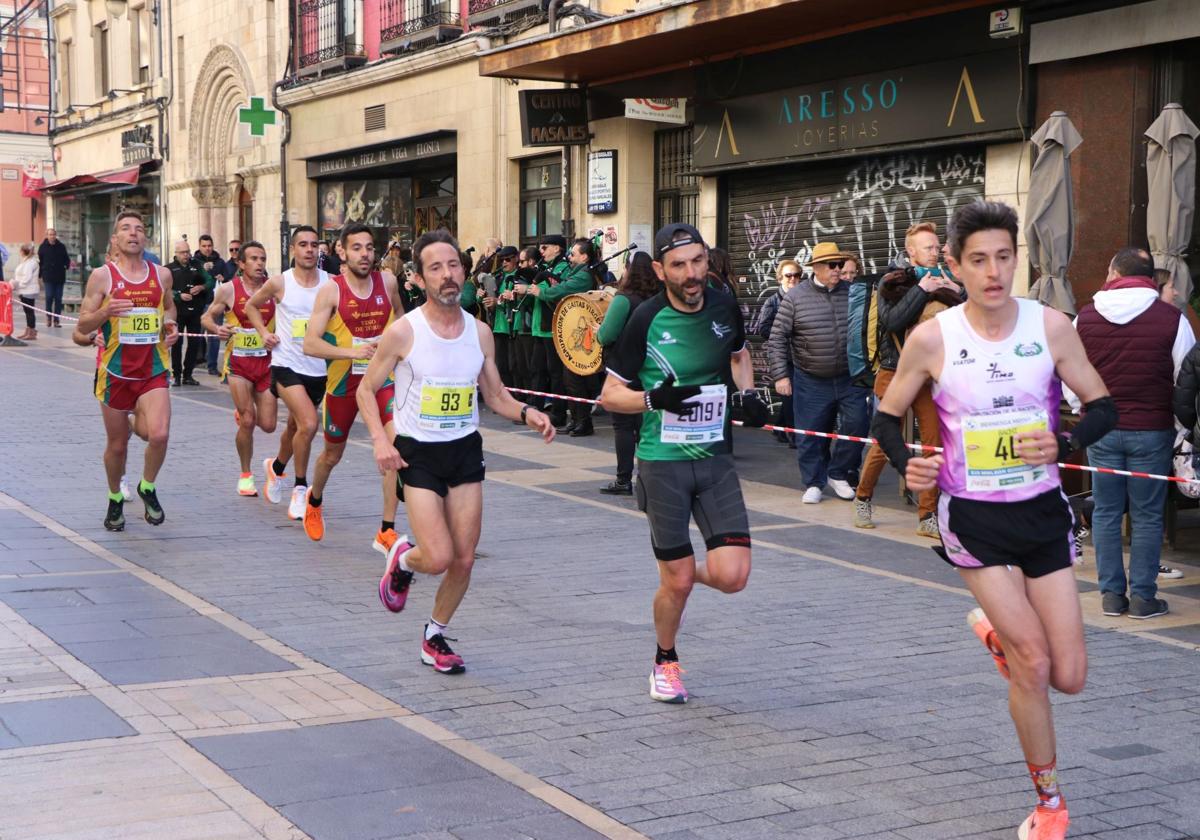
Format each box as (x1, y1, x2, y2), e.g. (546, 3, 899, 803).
(553, 288, 614, 375)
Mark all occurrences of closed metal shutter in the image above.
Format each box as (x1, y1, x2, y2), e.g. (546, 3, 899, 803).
(727, 145, 986, 385)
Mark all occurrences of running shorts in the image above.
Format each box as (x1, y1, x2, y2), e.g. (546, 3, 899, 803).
(634, 454, 751, 561)
(95, 371, 168, 413)
(324, 385, 395, 443)
(935, 487, 1075, 578)
(226, 355, 273, 393)
(393, 431, 485, 498)
(270, 365, 326, 407)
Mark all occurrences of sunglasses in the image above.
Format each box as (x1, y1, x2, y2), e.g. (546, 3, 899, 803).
(783, 272, 801, 279)
(824, 261, 845, 269)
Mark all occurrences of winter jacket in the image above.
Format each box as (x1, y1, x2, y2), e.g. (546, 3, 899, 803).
(36, 239, 70, 284)
(1174, 342, 1200, 440)
(875, 267, 965, 371)
(752, 291, 783, 339)
(12, 256, 40, 297)
(767, 278, 850, 380)
(1072, 276, 1195, 429)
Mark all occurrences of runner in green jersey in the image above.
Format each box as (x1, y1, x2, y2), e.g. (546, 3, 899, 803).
(601, 223, 769, 704)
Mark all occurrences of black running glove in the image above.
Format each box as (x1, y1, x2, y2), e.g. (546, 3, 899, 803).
(646, 374, 703, 415)
(739, 390, 770, 428)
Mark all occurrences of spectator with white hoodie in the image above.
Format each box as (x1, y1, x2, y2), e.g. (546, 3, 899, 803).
(12, 243, 40, 341)
(1070, 247, 1195, 620)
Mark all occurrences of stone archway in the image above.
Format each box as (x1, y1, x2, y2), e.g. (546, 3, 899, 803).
(188, 44, 255, 246)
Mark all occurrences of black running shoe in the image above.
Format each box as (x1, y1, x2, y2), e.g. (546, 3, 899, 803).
(104, 498, 125, 532)
(137, 484, 165, 525)
(600, 480, 633, 496)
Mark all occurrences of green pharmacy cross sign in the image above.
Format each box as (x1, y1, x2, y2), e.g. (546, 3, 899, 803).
(239, 98, 276, 136)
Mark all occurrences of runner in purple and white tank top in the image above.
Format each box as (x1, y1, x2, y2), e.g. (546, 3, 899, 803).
(868, 201, 1116, 840)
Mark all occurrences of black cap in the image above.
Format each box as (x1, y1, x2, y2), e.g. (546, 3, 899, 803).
(496, 245, 519, 260)
(540, 234, 567, 249)
(654, 223, 706, 258)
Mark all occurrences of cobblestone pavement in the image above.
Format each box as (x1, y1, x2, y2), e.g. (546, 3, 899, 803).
(2, 335, 1199, 840)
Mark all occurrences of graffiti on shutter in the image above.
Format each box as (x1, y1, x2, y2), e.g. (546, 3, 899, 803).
(728, 146, 986, 385)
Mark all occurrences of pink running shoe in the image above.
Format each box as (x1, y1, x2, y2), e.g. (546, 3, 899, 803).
(968, 607, 1010, 680)
(649, 661, 688, 703)
(1018, 803, 1069, 840)
(379, 536, 414, 613)
(421, 630, 465, 674)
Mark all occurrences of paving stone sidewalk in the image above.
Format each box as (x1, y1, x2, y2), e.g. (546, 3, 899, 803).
(1, 341, 1199, 840)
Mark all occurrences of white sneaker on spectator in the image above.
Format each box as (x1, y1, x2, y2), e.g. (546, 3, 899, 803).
(828, 479, 855, 500)
(802, 486, 823, 504)
(1158, 564, 1184, 580)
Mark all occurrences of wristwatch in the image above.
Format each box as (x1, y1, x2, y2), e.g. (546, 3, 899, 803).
(520, 405, 529, 424)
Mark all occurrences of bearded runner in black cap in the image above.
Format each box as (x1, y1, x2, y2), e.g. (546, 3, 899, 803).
(600, 223, 770, 704)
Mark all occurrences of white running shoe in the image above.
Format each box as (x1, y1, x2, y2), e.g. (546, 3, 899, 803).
(828, 478, 855, 500)
(262, 457, 284, 505)
(119, 476, 133, 502)
(287, 486, 307, 520)
(802, 486, 823, 504)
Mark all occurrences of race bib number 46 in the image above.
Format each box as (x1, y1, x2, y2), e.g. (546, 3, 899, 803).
(418, 378, 476, 431)
(118, 307, 160, 345)
(660, 384, 728, 444)
(231, 328, 266, 357)
(961, 406, 1050, 492)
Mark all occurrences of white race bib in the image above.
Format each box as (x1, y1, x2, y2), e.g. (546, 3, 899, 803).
(351, 335, 377, 376)
(660, 384, 727, 444)
(961, 405, 1050, 492)
(418, 377, 476, 431)
(117, 307, 160, 345)
(230, 327, 267, 357)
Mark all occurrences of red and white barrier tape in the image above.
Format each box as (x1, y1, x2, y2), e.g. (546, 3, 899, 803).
(10, 304, 1191, 485)
(14, 302, 210, 339)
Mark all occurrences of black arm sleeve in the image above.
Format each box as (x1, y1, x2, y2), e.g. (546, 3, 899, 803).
(870, 409, 912, 475)
(1057, 396, 1119, 461)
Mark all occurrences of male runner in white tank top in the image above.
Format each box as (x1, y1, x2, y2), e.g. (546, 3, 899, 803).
(871, 201, 1116, 840)
(244, 225, 331, 520)
(357, 230, 555, 674)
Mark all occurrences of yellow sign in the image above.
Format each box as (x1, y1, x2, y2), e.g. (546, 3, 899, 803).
(553, 291, 612, 376)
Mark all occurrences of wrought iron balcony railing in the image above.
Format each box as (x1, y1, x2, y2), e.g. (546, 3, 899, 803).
(297, 0, 366, 73)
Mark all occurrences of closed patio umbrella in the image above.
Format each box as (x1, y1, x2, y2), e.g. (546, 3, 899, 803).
(1025, 111, 1083, 316)
(1146, 102, 1199, 306)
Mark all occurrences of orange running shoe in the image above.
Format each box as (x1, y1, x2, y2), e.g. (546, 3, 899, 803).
(373, 528, 399, 556)
(236, 473, 258, 497)
(968, 607, 1009, 680)
(303, 489, 325, 541)
(1018, 803, 1069, 840)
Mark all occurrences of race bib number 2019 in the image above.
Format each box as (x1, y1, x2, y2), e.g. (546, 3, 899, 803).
(660, 385, 728, 444)
(418, 378, 476, 431)
(961, 406, 1050, 492)
(117, 307, 160, 345)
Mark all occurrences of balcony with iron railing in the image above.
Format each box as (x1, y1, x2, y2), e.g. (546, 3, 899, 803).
(379, 0, 463, 54)
(465, 0, 544, 28)
(296, 0, 369, 76)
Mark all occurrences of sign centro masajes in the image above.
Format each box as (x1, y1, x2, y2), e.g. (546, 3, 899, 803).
(519, 89, 589, 147)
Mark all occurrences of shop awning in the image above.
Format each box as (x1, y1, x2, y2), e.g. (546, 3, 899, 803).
(43, 164, 143, 193)
(478, 0, 994, 85)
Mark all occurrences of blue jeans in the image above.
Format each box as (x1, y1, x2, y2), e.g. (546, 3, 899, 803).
(1088, 428, 1174, 601)
(43, 279, 65, 322)
(792, 369, 870, 489)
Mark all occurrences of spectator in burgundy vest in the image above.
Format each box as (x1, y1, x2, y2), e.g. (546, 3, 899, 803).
(1070, 247, 1195, 620)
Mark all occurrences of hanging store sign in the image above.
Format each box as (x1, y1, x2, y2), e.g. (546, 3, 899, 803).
(624, 98, 687, 125)
(306, 135, 457, 179)
(586, 150, 617, 214)
(692, 50, 1023, 171)
(121, 125, 155, 166)
(519, 89, 589, 146)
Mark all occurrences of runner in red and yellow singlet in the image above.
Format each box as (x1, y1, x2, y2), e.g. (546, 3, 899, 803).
(76, 211, 179, 532)
(201, 241, 287, 498)
(301, 223, 406, 547)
